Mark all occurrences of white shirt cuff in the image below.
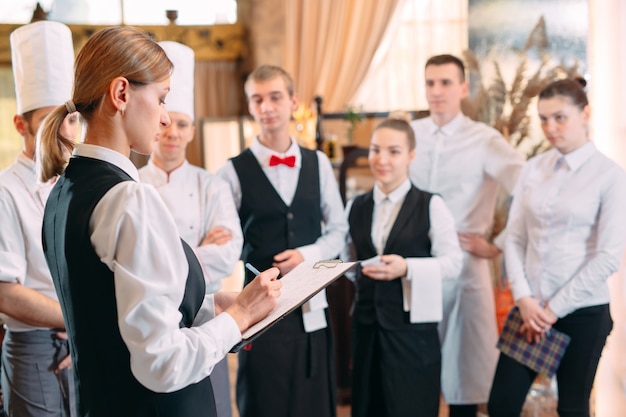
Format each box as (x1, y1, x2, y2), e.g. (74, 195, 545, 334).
(404, 258, 443, 323)
(302, 290, 328, 332)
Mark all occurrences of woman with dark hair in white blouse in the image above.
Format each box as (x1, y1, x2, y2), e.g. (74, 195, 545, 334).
(488, 78, 626, 417)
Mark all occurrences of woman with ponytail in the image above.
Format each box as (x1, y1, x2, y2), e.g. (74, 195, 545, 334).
(38, 26, 281, 417)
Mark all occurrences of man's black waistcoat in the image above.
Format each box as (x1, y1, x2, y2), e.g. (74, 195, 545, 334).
(231, 148, 322, 284)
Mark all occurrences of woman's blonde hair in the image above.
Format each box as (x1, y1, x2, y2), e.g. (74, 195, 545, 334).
(37, 26, 173, 181)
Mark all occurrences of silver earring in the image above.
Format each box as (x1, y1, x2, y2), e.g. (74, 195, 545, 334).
(120, 108, 126, 116)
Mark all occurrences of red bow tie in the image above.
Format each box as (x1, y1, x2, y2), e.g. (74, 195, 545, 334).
(269, 154, 296, 167)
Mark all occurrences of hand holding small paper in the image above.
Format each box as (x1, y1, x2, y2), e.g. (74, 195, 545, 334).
(361, 254, 407, 281)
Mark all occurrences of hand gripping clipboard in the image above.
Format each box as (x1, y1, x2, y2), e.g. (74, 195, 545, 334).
(230, 260, 356, 353)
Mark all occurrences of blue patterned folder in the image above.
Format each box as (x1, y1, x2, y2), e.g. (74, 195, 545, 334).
(496, 307, 571, 378)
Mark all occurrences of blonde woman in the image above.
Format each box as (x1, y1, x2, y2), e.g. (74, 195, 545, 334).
(37, 26, 281, 417)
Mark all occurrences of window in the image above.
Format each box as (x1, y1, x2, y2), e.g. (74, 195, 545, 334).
(1, 0, 237, 25)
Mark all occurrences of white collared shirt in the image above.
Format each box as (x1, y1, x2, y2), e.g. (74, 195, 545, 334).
(505, 142, 626, 317)
(218, 137, 349, 331)
(409, 114, 525, 235)
(0, 153, 58, 331)
(73, 143, 241, 393)
(345, 179, 463, 322)
(409, 114, 522, 402)
(371, 181, 412, 255)
(139, 159, 243, 293)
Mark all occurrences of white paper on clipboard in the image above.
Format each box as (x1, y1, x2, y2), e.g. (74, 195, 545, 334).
(230, 260, 356, 352)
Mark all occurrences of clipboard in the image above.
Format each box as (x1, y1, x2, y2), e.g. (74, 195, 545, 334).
(230, 260, 356, 352)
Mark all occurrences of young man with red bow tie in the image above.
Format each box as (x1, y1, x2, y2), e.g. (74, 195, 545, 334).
(218, 65, 348, 417)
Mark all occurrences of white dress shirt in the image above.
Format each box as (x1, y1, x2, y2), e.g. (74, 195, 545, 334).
(218, 137, 349, 332)
(409, 113, 524, 403)
(410, 113, 524, 234)
(345, 179, 462, 323)
(139, 159, 243, 294)
(74, 143, 241, 393)
(0, 153, 58, 331)
(505, 142, 626, 318)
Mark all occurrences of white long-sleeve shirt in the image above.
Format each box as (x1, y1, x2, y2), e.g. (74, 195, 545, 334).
(344, 179, 463, 323)
(218, 137, 348, 331)
(505, 142, 626, 317)
(409, 113, 524, 234)
(74, 143, 241, 393)
(0, 153, 58, 331)
(139, 159, 243, 293)
(409, 112, 524, 403)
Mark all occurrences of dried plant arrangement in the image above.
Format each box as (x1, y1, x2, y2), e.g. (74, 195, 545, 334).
(462, 16, 582, 159)
(463, 17, 584, 299)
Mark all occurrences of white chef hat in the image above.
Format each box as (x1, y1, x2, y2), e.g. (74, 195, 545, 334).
(158, 41, 195, 121)
(10, 20, 74, 115)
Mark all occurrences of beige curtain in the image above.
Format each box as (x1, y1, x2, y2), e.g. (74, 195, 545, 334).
(187, 60, 240, 167)
(283, 0, 400, 112)
(194, 61, 241, 119)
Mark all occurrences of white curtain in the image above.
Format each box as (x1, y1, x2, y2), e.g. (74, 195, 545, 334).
(350, 0, 468, 112)
(283, 0, 400, 112)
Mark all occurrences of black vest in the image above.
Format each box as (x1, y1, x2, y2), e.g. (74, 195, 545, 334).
(348, 186, 433, 330)
(231, 148, 322, 284)
(42, 156, 215, 417)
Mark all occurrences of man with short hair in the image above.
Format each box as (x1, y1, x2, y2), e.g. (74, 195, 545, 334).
(409, 54, 525, 417)
(218, 65, 348, 417)
(0, 20, 78, 417)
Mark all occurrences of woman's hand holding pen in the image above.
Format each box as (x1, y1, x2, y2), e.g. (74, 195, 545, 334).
(517, 296, 556, 343)
(361, 254, 407, 281)
(225, 267, 282, 333)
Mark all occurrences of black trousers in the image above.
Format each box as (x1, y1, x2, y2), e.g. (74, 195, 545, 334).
(236, 312, 335, 417)
(488, 304, 612, 417)
(351, 321, 441, 417)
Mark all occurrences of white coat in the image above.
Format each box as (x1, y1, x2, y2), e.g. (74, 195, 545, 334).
(0, 153, 58, 331)
(139, 160, 243, 294)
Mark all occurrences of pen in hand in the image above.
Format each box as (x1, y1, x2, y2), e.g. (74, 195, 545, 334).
(245, 263, 261, 276)
(245, 262, 281, 280)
